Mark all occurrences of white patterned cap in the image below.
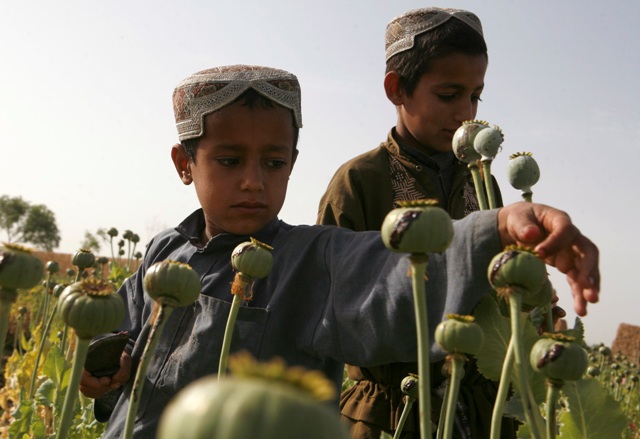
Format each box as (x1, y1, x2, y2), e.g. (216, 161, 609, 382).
(173, 65, 302, 141)
(385, 7, 483, 61)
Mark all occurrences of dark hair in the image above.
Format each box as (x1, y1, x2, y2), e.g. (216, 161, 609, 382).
(386, 19, 488, 96)
(181, 88, 300, 162)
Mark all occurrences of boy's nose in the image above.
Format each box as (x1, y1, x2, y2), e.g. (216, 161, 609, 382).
(240, 164, 265, 192)
(454, 100, 476, 122)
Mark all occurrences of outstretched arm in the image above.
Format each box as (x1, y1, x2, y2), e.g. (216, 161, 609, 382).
(497, 202, 600, 316)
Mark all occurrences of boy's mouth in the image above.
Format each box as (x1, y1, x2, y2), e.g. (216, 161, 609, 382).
(234, 201, 267, 214)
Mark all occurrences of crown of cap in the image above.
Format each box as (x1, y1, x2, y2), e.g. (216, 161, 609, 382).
(385, 7, 483, 61)
(173, 65, 302, 141)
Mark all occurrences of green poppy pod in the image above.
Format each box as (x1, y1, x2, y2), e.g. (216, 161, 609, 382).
(46, 260, 60, 274)
(488, 247, 548, 303)
(507, 152, 540, 193)
(435, 314, 485, 356)
(52, 283, 66, 297)
(587, 366, 601, 378)
(530, 277, 555, 308)
(401, 375, 419, 400)
(72, 249, 96, 270)
(473, 126, 503, 161)
(157, 375, 350, 439)
(381, 200, 453, 254)
(452, 120, 488, 164)
(57, 279, 125, 340)
(598, 345, 611, 357)
(0, 243, 44, 291)
(231, 238, 274, 279)
(143, 260, 201, 307)
(530, 334, 588, 382)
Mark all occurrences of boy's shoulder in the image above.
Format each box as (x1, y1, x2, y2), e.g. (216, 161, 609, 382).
(334, 137, 394, 177)
(140, 210, 204, 263)
(142, 226, 189, 262)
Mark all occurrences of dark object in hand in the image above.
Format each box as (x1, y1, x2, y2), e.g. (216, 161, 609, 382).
(84, 331, 129, 378)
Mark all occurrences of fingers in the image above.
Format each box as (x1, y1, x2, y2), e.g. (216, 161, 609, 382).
(497, 202, 601, 316)
(551, 304, 566, 321)
(79, 369, 113, 399)
(498, 202, 549, 247)
(79, 352, 133, 399)
(112, 352, 132, 386)
(566, 267, 600, 316)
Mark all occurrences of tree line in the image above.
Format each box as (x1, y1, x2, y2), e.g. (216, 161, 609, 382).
(0, 195, 61, 251)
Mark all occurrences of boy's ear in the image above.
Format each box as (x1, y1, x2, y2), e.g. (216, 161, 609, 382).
(171, 143, 193, 185)
(384, 71, 404, 106)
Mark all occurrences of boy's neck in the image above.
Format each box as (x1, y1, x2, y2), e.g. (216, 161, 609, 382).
(392, 128, 440, 156)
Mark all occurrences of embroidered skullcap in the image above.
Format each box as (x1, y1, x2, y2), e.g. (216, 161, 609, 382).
(385, 7, 483, 61)
(173, 65, 302, 141)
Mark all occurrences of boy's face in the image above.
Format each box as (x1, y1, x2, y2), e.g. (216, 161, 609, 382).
(172, 101, 297, 241)
(387, 53, 488, 153)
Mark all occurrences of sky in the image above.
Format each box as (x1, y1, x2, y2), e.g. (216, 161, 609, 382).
(1, 0, 638, 348)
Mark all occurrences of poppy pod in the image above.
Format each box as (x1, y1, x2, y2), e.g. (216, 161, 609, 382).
(57, 278, 125, 340)
(0, 243, 44, 291)
(143, 260, 201, 308)
(381, 199, 453, 254)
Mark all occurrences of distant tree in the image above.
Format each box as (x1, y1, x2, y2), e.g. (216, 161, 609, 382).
(81, 231, 102, 254)
(0, 195, 29, 242)
(0, 195, 61, 251)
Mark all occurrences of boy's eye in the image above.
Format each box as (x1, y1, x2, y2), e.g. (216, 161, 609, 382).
(267, 159, 287, 169)
(438, 94, 456, 102)
(217, 158, 240, 167)
(472, 95, 483, 103)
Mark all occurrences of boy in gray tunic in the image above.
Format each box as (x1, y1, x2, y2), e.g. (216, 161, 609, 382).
(79, 65, 600, 439)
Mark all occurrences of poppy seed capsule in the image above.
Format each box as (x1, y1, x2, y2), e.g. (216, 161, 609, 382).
(57, 279, 125, 340)
(507, 152, 540, 193)
(72, 249, 96, 270)
(231, 238, 273, 279)
(435, 314, 484, 356)
(452, 120, 488, 163)
(46, 260, 60, 274)
(381, 200, 453, 254)
(401, 375, 420, 400)
(143, 260, 201, 307)
(473, 126, 503, 161)
(0, 243, 44, 291)
(488, 247, 548, 305)
(157, 375, 350, 439)
(530, 334, 588, 382)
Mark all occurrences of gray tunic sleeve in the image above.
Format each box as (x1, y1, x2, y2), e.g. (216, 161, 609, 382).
(312, 209, 501, 366)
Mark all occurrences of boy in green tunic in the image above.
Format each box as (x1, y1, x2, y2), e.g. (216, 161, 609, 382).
(317, 7, 514, 438)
